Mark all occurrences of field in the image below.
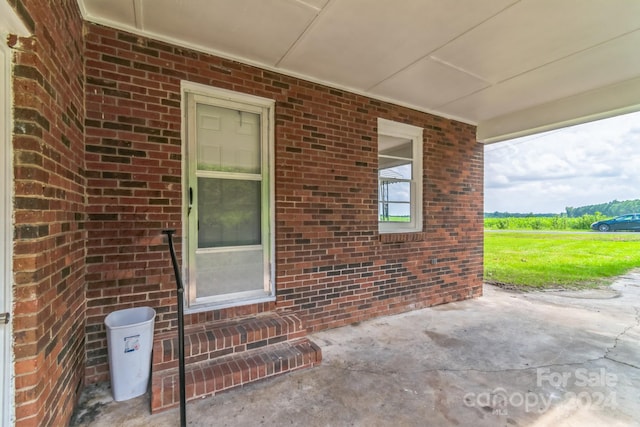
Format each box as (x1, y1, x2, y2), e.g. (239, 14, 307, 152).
(484, 231, 640, 289)
(484, 214, 606, 231)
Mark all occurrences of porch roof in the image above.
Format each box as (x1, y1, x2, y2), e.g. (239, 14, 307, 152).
(77, 0, 640, 143)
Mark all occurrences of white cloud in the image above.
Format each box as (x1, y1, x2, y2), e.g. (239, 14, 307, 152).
(484, 111, 640, 213)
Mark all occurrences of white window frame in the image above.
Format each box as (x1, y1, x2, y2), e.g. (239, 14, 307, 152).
(378, 118, 423, 234)
(181, 81, 275, 312)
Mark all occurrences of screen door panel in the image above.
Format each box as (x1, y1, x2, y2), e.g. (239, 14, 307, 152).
(188, 95, 271, 307)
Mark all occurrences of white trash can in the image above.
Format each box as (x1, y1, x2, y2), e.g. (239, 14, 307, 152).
(105, 307, 156, 401)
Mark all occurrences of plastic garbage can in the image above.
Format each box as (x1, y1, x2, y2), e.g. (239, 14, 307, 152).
(105, 306, 156, 401)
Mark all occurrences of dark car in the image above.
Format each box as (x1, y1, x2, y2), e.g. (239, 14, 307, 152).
(591, 214, 640, 232)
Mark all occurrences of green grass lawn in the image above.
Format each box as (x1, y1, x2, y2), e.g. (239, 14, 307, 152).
(484, 232, 640, 289)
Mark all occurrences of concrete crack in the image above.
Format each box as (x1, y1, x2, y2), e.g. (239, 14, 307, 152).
(331, 308, 640, 377)
(603, 306, 640, 369)
(335, 359, 599, 377)
(327, 307, 640, 385)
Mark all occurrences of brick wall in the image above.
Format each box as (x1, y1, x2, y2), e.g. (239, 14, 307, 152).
(276, 108, 484, 331)
(82, 24, 184, 382)
(83, 22, 484, 384)
(9, 0, 86, 425)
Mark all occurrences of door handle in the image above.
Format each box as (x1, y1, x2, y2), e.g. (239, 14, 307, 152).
(0, 312, 8, 324)
(188, 187, 193, 215)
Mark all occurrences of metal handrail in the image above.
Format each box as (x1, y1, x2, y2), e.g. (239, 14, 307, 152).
(162, 229, 186, 427)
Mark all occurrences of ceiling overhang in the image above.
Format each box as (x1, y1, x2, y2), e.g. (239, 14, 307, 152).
(76, 0, 640, 143)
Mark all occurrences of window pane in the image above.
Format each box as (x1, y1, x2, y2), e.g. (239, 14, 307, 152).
(379, 202, 411, 222)
(380, 137, 412, 158)
(379, 158, 412, 180)
(380, 180, 410, 202)
(195, 248, 263, 297)
(196, 104, 260, 173)
(198, 177, 261, 247)
(379, 181, 411, 222)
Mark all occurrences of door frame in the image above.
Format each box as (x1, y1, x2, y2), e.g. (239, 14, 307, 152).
(1, 38, 14, 427)
(181, 81, 276, 313)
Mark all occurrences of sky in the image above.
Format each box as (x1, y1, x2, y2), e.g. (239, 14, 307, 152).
(484, 110, 640, 214)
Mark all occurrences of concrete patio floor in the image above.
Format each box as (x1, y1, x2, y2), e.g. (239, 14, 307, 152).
(71, 273, 640, 427)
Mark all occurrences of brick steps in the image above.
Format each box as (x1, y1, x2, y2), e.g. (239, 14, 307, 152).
(150, 313, 322, 412)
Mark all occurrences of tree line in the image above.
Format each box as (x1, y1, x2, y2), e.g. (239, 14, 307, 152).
(565, 199, 640, 217)
(486, 198, 640, 219)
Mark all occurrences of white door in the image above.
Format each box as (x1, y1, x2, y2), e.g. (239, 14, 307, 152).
(184, 85, 275, 311)
(0, 41, 13, 427)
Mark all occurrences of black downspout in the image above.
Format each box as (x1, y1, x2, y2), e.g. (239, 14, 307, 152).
(162, 229, 187, 427)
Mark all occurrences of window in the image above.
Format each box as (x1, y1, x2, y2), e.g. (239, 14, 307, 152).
(183, 82, 275, 311)
(378, 118, 423, 233)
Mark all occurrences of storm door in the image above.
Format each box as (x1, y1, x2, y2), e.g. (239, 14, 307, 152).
(185, 87, 274, 310)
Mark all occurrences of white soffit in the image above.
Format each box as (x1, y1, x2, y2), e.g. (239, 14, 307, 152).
(143, 0, 322, 65)
(441, 30, 640, 123)
(78, 0, 640, 143)
(478, 77, 640, 143)
(431, 0, 640, 84)
(277, 0, 517, 90)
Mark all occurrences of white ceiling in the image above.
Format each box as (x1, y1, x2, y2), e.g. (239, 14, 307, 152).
(77, 0, 640, 143)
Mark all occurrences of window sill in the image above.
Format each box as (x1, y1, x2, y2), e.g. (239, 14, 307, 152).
(379, 232, 427, 243)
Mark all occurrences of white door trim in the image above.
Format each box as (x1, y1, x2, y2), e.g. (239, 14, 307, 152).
(0, 39, 15, 427)
(2, 4, 31, 426)
(181, 81, 276, 313)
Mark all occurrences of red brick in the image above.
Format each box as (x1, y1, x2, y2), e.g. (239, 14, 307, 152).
(11, 0, 86, 425)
